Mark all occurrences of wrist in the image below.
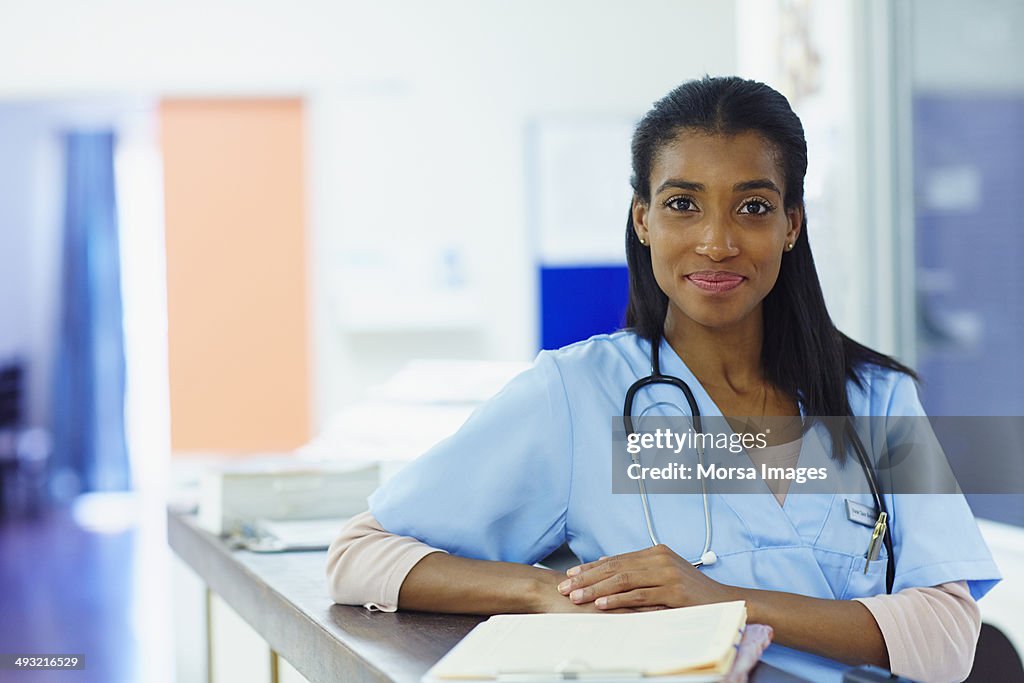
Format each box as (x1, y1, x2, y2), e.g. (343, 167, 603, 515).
(731, 586, 765, 623)
(526, 568, 564, 613)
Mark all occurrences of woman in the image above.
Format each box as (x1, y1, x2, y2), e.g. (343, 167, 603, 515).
(327, 76, 999, 682)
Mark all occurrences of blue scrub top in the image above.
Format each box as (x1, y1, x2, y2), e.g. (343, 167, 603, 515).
(369, 331, 1001, 682)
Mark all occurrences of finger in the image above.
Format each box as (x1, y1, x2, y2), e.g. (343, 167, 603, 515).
(594, 587, 668, 610)
(565, 558, 606, 577)
(567, 569, 659, 605)
(566, 545, 672, 577)
(560, 548, 675, 594)
(560, 557, 629, 594)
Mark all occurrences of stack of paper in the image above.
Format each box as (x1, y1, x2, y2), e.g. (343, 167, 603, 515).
(197, 458, 379, 535)
(425, 601, 746, 682)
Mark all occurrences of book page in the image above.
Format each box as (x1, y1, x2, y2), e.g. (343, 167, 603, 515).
(428, 600, 746, 680)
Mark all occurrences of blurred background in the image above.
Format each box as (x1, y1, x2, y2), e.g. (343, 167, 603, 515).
(0, 0, 1021, 681)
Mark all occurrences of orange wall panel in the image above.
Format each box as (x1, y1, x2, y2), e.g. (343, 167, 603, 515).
(161, 99, 310, 453)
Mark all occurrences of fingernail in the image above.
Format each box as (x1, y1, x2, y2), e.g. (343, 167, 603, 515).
(570, 590, 583, 602)
(557, 580, 570, 593)
(596, 597, 607, 608)
(566, 567, 580, 576)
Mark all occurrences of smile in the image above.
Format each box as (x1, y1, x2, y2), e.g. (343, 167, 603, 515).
(685, 271, 746, 293)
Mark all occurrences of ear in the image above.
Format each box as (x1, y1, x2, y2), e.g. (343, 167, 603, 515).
(785, 205, 803, 248)
(632, 194, 650, 243)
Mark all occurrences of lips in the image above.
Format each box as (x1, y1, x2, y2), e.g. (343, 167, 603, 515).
(686, 270, 746, 293)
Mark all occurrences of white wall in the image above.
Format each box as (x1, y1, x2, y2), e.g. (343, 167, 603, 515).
(305, 2, 740, 422)
(0, 0, 739, 428)
(0, 1, 736, 98)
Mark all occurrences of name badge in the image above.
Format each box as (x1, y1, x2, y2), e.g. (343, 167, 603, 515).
(845, 499, 878, 527)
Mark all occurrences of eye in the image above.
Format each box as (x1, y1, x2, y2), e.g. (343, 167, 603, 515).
(738, 198, 775, 216)
(664, 196, 698, 212)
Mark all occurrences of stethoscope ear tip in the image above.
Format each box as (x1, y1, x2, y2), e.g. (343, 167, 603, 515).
(700, 550, 718, 567)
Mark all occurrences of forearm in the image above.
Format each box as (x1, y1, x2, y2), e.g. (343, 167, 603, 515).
(737, 587, 888, 668)
(398, 552, 564, 615)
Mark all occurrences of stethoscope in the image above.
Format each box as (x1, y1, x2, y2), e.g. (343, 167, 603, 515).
(622, 334, 896, 594)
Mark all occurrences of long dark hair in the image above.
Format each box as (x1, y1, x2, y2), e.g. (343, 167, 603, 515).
(624, 76, 916, 459)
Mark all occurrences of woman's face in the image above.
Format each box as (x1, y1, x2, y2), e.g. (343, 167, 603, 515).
(632, 130, 802, 332)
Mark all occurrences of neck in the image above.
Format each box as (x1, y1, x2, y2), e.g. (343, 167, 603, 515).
(663, 305, 765, 393)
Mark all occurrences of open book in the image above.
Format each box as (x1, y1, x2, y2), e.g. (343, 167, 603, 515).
(424, 600, 747, 682)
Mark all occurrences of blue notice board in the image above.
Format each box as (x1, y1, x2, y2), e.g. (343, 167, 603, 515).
(539, 265, 630, 351)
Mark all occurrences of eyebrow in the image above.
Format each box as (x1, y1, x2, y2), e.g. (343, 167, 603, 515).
(655, 178, 783, 196)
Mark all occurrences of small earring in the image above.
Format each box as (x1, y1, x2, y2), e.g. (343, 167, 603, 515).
(639, 237, 648, 246)
(785, 242, 794, 252)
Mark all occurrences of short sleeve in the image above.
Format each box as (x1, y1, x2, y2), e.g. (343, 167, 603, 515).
(368, 351, 573, 565)
(879, 372, 1002, 600)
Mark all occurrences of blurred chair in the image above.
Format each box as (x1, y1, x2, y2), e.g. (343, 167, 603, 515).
(0, 361, 20, 426)
(0, 360, 24, 516)
(0, 360, 50, 518)
(966, 623, 1024, 682)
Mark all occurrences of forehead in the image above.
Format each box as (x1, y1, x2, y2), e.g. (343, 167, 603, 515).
(650, 130, 784, 192)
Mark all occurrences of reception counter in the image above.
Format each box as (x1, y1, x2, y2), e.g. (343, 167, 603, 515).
(167, 511, 807, 682)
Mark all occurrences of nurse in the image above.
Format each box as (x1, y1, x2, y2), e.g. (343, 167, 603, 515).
(327, 76, 1000, 682)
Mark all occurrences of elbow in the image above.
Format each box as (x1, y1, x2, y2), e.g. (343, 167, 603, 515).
(324, 511, 440, 610)
(926, 627, 980, 683)
(941, 591, 982, 682)
(945, 645, 977, 683)
(324, 511, 421, 608)
(891, 589, 982, 683)
(325, 515, 384, 606)
(325, 534, 358, 605)
(949, 606, 982, 683)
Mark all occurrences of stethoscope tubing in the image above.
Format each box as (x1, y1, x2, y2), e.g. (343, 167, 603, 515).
(622, 334, 894, 593)
(624, 337, 711, 566)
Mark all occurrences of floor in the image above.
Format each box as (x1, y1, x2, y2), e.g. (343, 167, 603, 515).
(0, 497, 172, 683)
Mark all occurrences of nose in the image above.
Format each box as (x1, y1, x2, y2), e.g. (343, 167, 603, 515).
(694, 220, 739, 261)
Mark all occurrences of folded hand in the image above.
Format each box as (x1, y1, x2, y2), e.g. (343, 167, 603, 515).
(556, 544, 740, 610)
